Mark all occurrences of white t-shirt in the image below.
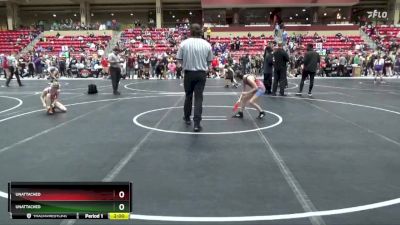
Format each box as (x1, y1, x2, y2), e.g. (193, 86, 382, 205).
(374, 58, 384, 66)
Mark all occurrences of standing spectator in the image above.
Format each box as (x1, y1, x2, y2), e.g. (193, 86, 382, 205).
(230, 39, 235, 51)
(374, 55, 385, 83)
(176, 63, 183, 79)
(28, 58, 35, 78)
(366, 54, 376, 76)
(101, 57, 109, 76)
(168, 61, 176, 79)
(235, 38, 241, 51)
(108, 47, 123, 95)
(155, 60, 164, 80)
(126, 53, 135, 79)
(137, 55, 144, 79)
(206, 27, 211, 40)
(150, 55, 157, 78)
(394, 54, 400, 77)
(34, 56, 43, 78)
(0, 54, 4, 78)
(337, 54, 347, 76)
(211, 56, 219, 77)
(296, 44, 320, 97)
(177, 23, 213, 132)
(143, 56, 150, 79)
(59, 57, 66, 77)
(384, 55, 393, 77)
(263, 46, 273, 95)
(272, 42, 289, 96)
(2, 55, 9, 80)
(282, 29, 288, 45)
(17, 58, 27, 78)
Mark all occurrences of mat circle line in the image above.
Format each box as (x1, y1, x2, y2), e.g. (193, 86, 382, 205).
(0, 96, 23, 114)
(125, 82, 299, 93)
(133, 106, 283, 135)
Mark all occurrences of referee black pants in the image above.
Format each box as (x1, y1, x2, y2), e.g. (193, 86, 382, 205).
(299, 70, 316, 93)
(183, 71, 206, 123)
(272, 68, 287, 95)
(263, 73, 272, 94)
(110, 67, 121, 92)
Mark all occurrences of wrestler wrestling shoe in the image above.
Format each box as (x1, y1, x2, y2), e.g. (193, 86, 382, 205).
(232, 111, 244, 118)
(257, 111, 266, 119)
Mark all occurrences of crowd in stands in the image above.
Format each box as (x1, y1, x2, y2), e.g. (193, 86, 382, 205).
(0, 30, 40, 55)
(32, 19, 120, 31)
(363, 23, 400, 52)
(1, 24, 400, 81)
(34, 33, 111, 57)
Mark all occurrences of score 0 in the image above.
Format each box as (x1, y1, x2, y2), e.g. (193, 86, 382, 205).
(116, 190, 128, 212)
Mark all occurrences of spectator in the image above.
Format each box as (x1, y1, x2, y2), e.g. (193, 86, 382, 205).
(338, 55, 347, 76)
(206, 27, 211, 40)
(167, 61, 176, 79)
(127, 53, 135, 79)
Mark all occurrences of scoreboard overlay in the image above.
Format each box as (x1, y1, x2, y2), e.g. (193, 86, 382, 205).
(8, 182, 132, 220)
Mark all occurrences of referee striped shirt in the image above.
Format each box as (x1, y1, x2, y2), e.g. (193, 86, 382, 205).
(176, 38, 213, 72)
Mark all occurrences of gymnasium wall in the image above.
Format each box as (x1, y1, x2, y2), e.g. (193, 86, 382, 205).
(209, 25, 360, 37)
(0, 7, 8, 30)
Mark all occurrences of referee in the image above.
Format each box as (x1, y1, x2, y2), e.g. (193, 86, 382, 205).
(272, 42, 289, 96)
(177, 23, 213, 132)
(108, 47, 123, 95)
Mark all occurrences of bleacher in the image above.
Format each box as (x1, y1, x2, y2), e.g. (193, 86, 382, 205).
(121, 28, 187, 54)
(35, 35, 112, 57)
(0, 30, 36, 55)
(208, 34, 366, 58)
(370, 26, 400, 48)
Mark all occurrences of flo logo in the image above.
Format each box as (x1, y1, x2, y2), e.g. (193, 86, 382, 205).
(367, 10, 388, 19)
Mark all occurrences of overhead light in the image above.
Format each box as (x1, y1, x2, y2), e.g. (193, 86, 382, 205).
(302, 9, 306, 12)
(269, 11, 272, 15)
(172, 15, 175, 18)
(110, 13, 114, 16)
(289, 17, 293, 20)
(130, 13, 134, 16)
(338, 8, 341, 11)
(323, 12, 327, 16)
(73, 13, 77, 17)
(306, 17, 309, 21)
(343, 17, 346, 20)
(189, 11, 192, 15)
(217, 14, 221, 18)
(91, 13, 94, 17)
(295, 14, 298, 17)
(53, 14, 56, 18)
